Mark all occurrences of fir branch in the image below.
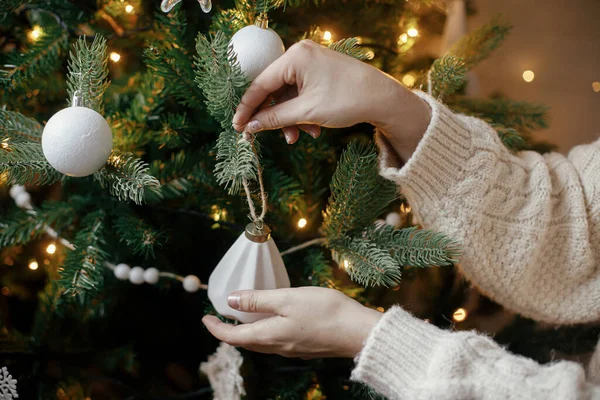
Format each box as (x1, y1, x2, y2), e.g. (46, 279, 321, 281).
(328, 38, 369, 60)
(113, 210, 167, 259)
(302, 249, 333, 287)
(495, 125, 526, 152)
(448, 16, 512, 70)
(195, 31, 258, 194)
(448, 96, 549, 133)
(154, 113, 191, 149)
(67, 35, 110, 113)
(253, 0, 286, 12)
(0, 141, 62, 185)
(0, 23, 68, 90)
(264, 167, 305, 215)
(363, 225, 461, 268)
(331, 236, 401, 287)
(144, 10, 204, 107)
(0, 202, 74, 248)
(322, 141, 396, 241)
(59, 210, 107, 302)
(93, 151, 161, 205)
(429, 54, 467, 98)
(0, 110, 43, 142)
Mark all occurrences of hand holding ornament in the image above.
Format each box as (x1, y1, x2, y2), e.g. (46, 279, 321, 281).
(232, 40, 432, 163)
(202, 287, 382, 359)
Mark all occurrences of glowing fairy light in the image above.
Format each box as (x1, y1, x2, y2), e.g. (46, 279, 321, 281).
(29, 260, 39, 270)
(402, 74, 416, 87)
(46, 243, 57, 254)
(125, 4, 134, 13)
(28, 25, 43, 42)
(452, 308, 468, 322)
(398, 33, 408, 44)
(297, 218, 307, 229)
(522, 70, 535, 82)
(407, 28, 418, 37)
(109, 52, 121, 62)
(323, 31, 333, 41)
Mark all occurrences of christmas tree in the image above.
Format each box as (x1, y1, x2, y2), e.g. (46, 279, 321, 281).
(0, 0, 573, 398)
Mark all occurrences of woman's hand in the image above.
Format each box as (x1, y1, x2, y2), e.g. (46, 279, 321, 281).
(232, 39, 431, 162)
(202, 287, 382, 359)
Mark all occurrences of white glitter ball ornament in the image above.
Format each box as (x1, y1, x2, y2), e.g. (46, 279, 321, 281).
(42, 104, 112, 177)
(229, 15, 285, 81)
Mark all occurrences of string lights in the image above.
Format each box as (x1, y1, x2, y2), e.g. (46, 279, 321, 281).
(46, 243, 57, 255)
(522, 70, 535, 83)
(323, 31, 333, 42)
(407, 28, 419, 37)
(592, 82, 600, 93)
(402, 74, 416, 87)
(28, 260, 39, 271)
(27, 25, 43, 42)
(109, 52, 121, 62)
(452, 307, 468, 322)
(125, 4, 134, 13)
(398, 33, 408, 44)
(297, 218, 307, 229)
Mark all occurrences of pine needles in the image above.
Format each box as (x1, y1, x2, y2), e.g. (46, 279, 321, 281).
(328, 38, 368, 60)
(194, 31, 257, 195)
(93, 151, 161, 205)
(67, 36, 110, 113)
(0, 141, 62, 185)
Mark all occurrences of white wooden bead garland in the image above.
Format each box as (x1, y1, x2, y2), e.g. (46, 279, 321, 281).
(9, 185, 207, 292)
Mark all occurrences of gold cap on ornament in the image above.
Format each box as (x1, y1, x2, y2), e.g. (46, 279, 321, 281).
(255, 13, 269, 29)
(245, 222, 272, 243)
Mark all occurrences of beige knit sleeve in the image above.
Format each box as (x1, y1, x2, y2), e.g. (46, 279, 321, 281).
(376, 91, 600, 325)
(351, 307, 600, 400)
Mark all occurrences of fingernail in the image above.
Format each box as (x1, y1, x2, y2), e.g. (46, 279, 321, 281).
(284, 131, 294, 144)
(246, 120, 262, 134)
(307, 128, 320, 139)
(228, 294, 241, 309)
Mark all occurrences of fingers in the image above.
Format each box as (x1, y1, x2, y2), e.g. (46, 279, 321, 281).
(242, 97, 307, 134)
(228, 289, 287, 314)
(282, 126, 300, 144)
(233, 54, 297, 132)
(202, 315, 255, 346)
(298, 124, 321, 139)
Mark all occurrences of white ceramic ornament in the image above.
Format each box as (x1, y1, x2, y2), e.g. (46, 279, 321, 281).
(42, 95, 112, 177)
(385, 212, 401, 228)
(208, 223, 290, 323)
(229, 15, 285, 81)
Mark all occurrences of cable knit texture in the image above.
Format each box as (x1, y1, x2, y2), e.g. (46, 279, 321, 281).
(352, 91, 600, 399)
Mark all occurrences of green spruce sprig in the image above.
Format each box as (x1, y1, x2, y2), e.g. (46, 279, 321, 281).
(113, 208, 167, 259)
(0, 110, 43, 143)
(0, 141, 62, 185)
(328, 38, 369, 60)
(194, 31, 258, 194)
(429, 54, 467, 98)
(93, 151, 161, 205)
(67, 36, 110, 113)
(59, 210, 107, 303)
(0, 23, 68, 90)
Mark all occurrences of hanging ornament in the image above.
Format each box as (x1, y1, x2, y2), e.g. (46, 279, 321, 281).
(200, 342, 246, 400)
(42, 92, 112, 177)
(385, 212, 402, 228)
(161, 0, 211, 14)
(208, 222, 290, 323)
(229, 13, 285, 81)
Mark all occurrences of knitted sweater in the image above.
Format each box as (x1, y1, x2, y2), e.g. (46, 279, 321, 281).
(352, 91, 600, 399)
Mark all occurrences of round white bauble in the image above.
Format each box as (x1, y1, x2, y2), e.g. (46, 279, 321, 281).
(144, 267, 160, 284)
(385, 212, 401, 227)
(129, 266, 145, 285)
(9, 185, 25, 199)
(14, 192, 31, 209)
(229, 24, 285, 81)
(114, 263, 131, 280)
(42, 106, 113, 177)
(183, 275, 201, 293)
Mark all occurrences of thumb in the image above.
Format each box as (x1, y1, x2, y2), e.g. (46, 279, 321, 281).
(228, 289, 286, 314)
(244, 97, 309, 134)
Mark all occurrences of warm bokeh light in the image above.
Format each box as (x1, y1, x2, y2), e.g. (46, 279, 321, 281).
(110, 52, 121, 62)
(46, 243, 57, 254)
(407, 28, 418, 37)
(1, 287, 10, 296)
(28, 25, 43, 42)
(29, 260, 39, 270)
(355, 36, 363, 44)
(376, 307, 385, 312)
(323, 31, 332, 41)
(452, 307, 468, 322)
(398, 33, 408, 44)
(592, 82, 600, 93)
(125, 4, 134, 13)
(342, 259, 350, 269)
(402, 74, 416, 87)
(400, 203, 412, 213)
(297, 218, 307, 229)
(522, 70, 535, 82)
